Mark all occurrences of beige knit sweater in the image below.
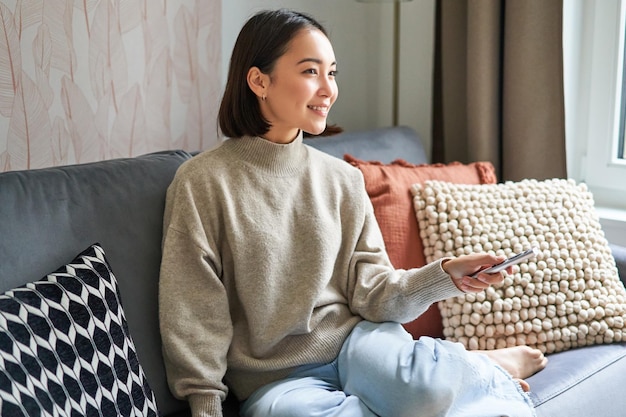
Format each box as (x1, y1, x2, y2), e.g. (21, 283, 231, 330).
(158, 133, 463, 417)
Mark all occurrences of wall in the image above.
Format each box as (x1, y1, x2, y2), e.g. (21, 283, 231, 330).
(222, 0, 435, 157)
(0, 0, 222, 172)
(0, 0, 436, 172)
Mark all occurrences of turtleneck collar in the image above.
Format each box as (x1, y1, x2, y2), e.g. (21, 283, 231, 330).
(223, 131, 307, 176)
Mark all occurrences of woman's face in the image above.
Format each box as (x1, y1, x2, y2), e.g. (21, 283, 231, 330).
(259, 29, 338, 143)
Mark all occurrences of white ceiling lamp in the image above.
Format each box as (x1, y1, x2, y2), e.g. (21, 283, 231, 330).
(356, 0, 413, 126)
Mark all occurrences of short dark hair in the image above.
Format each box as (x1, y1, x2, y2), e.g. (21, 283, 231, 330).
(218, 9, 328, 139)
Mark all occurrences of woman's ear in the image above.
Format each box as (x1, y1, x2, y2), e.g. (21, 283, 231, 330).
(247, 67, 269, 100)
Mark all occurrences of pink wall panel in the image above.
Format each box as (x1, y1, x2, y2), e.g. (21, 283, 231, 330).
(0, 0, 222, 172)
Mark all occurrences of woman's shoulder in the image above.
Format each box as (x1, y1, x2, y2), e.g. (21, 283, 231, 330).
(174, 142, 231, 179)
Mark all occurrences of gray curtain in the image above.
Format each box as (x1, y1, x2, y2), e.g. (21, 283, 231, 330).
(432, 0, 566, 182)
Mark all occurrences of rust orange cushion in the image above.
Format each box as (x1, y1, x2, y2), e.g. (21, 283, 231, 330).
(345, 155, 497, 338)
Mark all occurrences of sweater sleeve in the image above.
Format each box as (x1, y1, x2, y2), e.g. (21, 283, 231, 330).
(159, 175, 233, 417)
(347, 190, 464, 324)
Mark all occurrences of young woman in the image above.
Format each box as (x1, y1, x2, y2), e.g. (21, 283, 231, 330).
(159, 9, 547, 417)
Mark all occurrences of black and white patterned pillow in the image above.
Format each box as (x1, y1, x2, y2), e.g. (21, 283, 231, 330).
(0, 244, 159, 416)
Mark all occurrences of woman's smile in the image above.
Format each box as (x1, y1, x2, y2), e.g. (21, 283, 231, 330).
(308, 104, 331, 116)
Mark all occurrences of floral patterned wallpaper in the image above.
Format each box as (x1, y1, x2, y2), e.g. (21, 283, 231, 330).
(0, 0, 221, 172)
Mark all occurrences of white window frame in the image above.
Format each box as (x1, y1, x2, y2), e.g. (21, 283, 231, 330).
(581, 0, 626, 196)
(564, 0, 626, 246)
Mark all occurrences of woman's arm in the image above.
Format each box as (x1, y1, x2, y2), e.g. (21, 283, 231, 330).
(345, 192, 464, 324)
(159, 177, 233, 417)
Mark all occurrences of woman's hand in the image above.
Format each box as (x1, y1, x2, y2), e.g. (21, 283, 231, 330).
(441, 253, 512, 293)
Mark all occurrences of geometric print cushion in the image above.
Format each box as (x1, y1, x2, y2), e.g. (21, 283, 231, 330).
(0, 244, 159, 416)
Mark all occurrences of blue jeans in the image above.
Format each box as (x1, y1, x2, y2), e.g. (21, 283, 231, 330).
(240, 321, 536, 417)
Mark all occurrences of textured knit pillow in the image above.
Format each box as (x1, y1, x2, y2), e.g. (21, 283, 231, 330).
(346, 155, 497, 338)
(412, 178, 626, 354)
(0, 244, 159, 416)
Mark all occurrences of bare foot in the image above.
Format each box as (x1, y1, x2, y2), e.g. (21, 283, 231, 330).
(479, 345, 548, 379)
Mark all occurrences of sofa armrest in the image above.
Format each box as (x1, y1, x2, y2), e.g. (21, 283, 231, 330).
(610, 243, 626, 286)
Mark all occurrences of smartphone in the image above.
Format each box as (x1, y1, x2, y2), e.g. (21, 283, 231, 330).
(472, 247, 540, 277)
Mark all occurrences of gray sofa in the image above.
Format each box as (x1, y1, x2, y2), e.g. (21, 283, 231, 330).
(0, 126, 625, 417)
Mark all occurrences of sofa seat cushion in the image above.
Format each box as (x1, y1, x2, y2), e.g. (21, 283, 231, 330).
(0, 244, 159, 416)
(528, 343, 626, 416)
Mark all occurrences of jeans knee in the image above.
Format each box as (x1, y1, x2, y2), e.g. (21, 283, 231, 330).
(383, 341, 458, 411)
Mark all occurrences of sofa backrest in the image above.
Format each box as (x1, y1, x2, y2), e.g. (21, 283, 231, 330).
(0, 150, 192, 416)
(305, 125, 428, 165)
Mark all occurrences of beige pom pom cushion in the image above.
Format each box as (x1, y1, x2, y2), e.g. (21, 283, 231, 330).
(411, 178, 626, 354)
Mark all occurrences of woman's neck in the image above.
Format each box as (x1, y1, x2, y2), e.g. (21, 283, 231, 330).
(261, 128, 301, 144)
